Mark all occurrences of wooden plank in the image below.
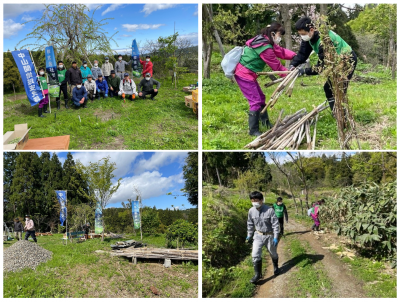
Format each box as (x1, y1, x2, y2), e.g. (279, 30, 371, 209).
(23, 135, 70, 150)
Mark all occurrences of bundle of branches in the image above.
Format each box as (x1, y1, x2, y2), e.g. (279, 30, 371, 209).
(256, 68, 302, 114)
(316, 18, 360, 149)
(244, 102, 328, 150)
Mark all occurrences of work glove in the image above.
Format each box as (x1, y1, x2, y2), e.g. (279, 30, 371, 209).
(105, 94, 108, 97)
(245, 236, 252, 243)
(273, 238, 279, 247)
(298, 67, 306, 76)
(288, 65, 295, 71)
(58, 83, 62, 86)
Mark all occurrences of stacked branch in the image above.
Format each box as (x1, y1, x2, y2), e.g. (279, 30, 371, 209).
(245, 102, 328, 150)
(111, 247, 198, 260)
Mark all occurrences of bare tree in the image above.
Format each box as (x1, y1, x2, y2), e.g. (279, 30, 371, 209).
(287, 152, 311, 210)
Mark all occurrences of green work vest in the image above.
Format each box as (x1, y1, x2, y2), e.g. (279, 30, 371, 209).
(38, 76, 48, 90)
(239, 44, 273, 73)
(57, 69, 66, 82)
(310, 30, 352, 55)
(273, 203, 285, 218)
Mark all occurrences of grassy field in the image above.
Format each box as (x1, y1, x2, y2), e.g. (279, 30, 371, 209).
(202, 50, 397, 150)
(3, 74, 198, 150)
(3, 233, 198, 298)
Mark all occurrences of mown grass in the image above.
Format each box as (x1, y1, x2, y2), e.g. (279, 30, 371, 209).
(3, 233, 198, 298)
(202, 50, 396, 150)
(3, 74, 198, 150)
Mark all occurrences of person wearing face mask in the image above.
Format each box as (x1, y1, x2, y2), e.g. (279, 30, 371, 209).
(84, 74, 96, 101)
(118, 73, 138, 101)
(95, 74, 108, 100)
(234, 22, 297, 136)
(91, 60, 102, 80)
(115, 54, 131, 80)
(102, 56, 113, 82)
(24, 215, 37, 243)
(37, 67, 49, 118)
(138, 72, 160, 100)
(140, 55, 153, 78)
(246, 191, 280, 283)
(289, 17, 357, 113)
(72, 81, 88, 108)
(66, 61, 83, 106)
(272, 197, 288, 237)
(108, 70, 121, 97)
(56, 60, 69, 109)
(80, 60, 92, 84)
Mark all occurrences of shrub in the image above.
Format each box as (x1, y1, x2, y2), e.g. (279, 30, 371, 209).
(165, 219, 197, 248)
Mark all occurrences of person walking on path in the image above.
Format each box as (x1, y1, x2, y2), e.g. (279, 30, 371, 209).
(246, 191, 280, 284)
(13, 218, 23, 241)
(24, 215, 37, 243)
(310, 199, 325, 231)
(273, 197, 288, 236)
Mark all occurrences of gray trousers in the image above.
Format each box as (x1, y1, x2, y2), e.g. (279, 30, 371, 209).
(252, 232, 278, 263)
(116, 72, 125, 80)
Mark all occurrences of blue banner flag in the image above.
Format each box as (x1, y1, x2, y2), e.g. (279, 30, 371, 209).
(55, 190, 67, 226)
(12, 49, 44, 106)
(45, 46, 60, 97)
(132, 200, 141, 229)
(131, 39, 141, 78)
(95, 201, 103, 234)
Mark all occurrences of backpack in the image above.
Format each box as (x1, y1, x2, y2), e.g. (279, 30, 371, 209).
(221, 46, 244, 79)
(307, 207, 315, 217)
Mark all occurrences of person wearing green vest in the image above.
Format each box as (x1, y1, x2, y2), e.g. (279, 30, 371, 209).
(56, 60, 69, 109)
(289, 16, 358, 113)
(234, 22, 296, 136)
(37, 67, 49, 118)
(273, 197, 288, 236)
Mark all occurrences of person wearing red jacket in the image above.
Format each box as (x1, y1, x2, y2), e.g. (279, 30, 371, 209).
(140, 55, 153, 78)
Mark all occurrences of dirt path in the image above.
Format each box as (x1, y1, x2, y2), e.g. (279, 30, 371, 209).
(254, 219, 366, 298)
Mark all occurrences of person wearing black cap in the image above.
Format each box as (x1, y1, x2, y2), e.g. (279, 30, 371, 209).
(56, 60, 69, 109)
(107, 70, 120, 97)
(72, 81, 88, 108)
(80, 60, 92, 84)
(102, 56, 113, 82)
(84, 74, 96, 101)
(96, 74, 108, 99)
(66, 61, 82, 105)
(115, 54, 131, 80)
(140, 55, 153, 78)
(138, 72, 160, 100)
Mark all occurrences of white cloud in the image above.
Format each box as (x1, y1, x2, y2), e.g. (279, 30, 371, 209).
(122, 24, 165, 32)
(114, 27, 117, 30)
(193, 6, 198, 16)
(101, 4, 123, 16)
(21, 15, 34, 22)
(85, 4, 103, 11)
(109, 171, 183, 205)
(134, 152, 187, 174)
(141, 4, 177, 17)
(3, 4, 45, 19)
(179, 32, 198, 45)
(3, 19, 25, 39)
(119, 34, 132, 37)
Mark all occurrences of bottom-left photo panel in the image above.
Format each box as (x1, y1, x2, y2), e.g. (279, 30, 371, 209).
(3, 151, 199, 298)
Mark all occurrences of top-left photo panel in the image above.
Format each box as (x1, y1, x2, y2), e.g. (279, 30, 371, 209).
(3, 3, 199, 151)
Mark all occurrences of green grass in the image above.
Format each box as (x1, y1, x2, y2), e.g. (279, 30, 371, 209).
(3, 233, 198, 298)
(4, 74, 198, 150)
(285, 236, 334, 297)
(202, 51, 396, 150)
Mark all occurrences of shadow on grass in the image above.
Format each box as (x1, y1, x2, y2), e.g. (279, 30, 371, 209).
(257, 253, 324, 285)
(284, 230, 311, 236)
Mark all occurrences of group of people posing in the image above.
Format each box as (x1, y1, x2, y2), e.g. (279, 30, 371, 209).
(36, 55, 161, 118)
(246, 191, 324, 284)
(235, 16, 357, 136)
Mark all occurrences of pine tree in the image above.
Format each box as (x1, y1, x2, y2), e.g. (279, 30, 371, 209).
(3, 152, 20, 221)
(182, 152, 198, 206)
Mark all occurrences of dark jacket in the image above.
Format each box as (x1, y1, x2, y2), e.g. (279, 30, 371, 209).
(138, 78, 160, 93)
(66, 66, 83, 85)
(108, 75, 121, 89)
(72, 86, 88, 102)
(14, 221, 23, 232)
(96, 79, 109, 94)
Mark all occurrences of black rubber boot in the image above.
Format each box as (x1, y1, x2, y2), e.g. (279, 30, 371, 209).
(43, 104, 48, 113)
(249, 111, 262, 136)
(272, 257, 280, 276)
(38, 108, 46, 118)
(64, 99, 69, 109)
(327, 97, 335, 111)
(311, 224, 316, 231)
(250, 260, 262, 284)
(83, 99, 88, 108)
(260, 108, 273, 129)
(56, 98, 61, 110)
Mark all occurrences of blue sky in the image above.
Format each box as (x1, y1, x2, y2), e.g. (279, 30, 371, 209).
(263, 151, 357, 163)
(3, 4, 198, 52)
(36, 151, 196, 210)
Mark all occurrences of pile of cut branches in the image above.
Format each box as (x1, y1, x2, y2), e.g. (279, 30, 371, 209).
(244, 102, 328, 150)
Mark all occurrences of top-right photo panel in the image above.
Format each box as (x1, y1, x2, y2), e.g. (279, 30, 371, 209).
(202, 3, 397, 150)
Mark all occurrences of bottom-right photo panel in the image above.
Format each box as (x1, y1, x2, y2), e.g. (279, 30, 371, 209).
(202, 151, 397, 298)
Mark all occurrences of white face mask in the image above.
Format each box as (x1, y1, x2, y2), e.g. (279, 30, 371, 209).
(105, 60, 109, 63)
(145, 77, 150, 81)
(274, 36, 281, 44)
(58, 65, 63, 69)
(301, 31, 312, 42)
(39, 71, 44, 75)
(77, 85, 82, 89)
(94, 64, 98, 67)
(252, 202, 261, 208)
(119, 57, 122, 61)
(146, 58, 150, 62)
(83, 64, 87, 68)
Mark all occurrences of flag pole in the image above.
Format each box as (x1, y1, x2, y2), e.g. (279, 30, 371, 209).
(66, 191, 68, 245)
(27, 47, 45, 102)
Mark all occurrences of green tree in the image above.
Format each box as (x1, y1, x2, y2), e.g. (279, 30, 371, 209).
(3, 152, 19, 221)
(182, 152, 198, 206)
(3, 57, 21, 94)
(141, 209, 161, 235)
(166, 219, 197, 248)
